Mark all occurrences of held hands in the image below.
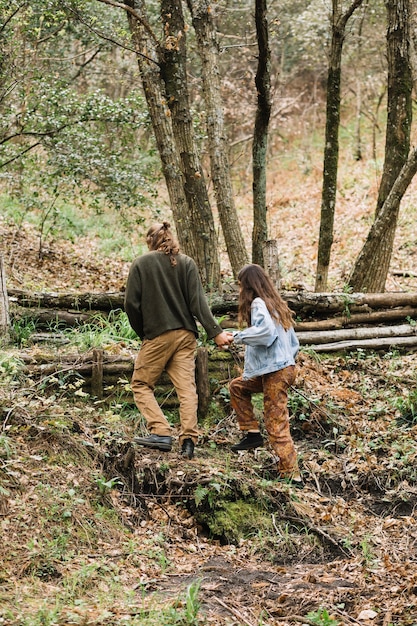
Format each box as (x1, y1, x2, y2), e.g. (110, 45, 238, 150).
(214, 331, 234, 350)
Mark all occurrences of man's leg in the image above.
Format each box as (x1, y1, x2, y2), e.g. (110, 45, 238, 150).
(131, 332, 178, 437)
(166, 329, 198, 445)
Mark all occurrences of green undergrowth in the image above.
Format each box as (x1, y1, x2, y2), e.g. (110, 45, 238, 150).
(2, 342, 417, 623)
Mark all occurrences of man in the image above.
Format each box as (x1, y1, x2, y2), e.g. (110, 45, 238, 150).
(124, 221, 231, 459)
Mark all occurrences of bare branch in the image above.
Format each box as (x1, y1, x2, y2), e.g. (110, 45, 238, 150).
(94, 0, 158, 45)
(0, 2, 27, 35)
(60, 0, 160, 65)
(0, 141, 42, 169)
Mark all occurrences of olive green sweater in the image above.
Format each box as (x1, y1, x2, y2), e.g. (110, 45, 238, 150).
(124, 251, 222, 341)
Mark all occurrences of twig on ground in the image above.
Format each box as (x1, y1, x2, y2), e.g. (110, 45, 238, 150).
(213, 597, 255, 626)
(282, 515, 354, 558)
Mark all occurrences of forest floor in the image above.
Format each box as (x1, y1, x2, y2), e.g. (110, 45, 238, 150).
(1, 169, 417, 626)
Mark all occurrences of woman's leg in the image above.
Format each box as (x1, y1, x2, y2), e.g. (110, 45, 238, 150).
(229, 376, 263, 431)
(263, 366, 300, 478)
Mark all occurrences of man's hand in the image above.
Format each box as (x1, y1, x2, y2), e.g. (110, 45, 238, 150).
(214, 331, 234, 350)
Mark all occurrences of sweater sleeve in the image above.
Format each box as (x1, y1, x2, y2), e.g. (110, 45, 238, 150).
(186, 259, 223, 340)
(124, 262, 144, 339)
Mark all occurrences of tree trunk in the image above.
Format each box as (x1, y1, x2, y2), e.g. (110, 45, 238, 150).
(125, 1, 195, 260)
(349, 0, 413, 293)
(263, 240, 281, 289)
(252, 0, 271, 267)
(0, 255, 10, 344)
(187, 0, 249, 278)
(376, 0, 412, 215)
(348, 146, 417, 291)
(315, 0, 365, 292)
(159, 0, 221, 288)
(410, 0, 417, 87)
(125, 0, 220, 287)
(353, 4, 367, 161)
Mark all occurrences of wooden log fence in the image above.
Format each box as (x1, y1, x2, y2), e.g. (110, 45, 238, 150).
(9, 288, 417, 324)
(8, 288, 417, 342)
(19, 348, 242, 413)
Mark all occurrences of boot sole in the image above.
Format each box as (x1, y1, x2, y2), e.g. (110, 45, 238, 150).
(231, 443, 264, 453)
(134, 440, 172, 451)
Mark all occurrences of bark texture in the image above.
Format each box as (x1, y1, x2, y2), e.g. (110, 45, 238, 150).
(188, 0, 249, 278)
(10, 287, 417, 318)
(315, 0, 365, 292)
(126, 0, 220, 287)
(126, 1, 192, 258)
(348, 146, 417, 291)
(252, 0, 271, 267)
(160, 0, 220, 287)
(349, 0, 413, 292)
(0, 255, 10, 343)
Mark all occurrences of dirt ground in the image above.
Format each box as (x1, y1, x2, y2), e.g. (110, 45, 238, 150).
(1, 207, 417, 625)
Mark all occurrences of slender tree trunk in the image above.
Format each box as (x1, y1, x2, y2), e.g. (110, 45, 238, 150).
(0, 255, 10, 345)
(124, 2, 194, 257)
(376, 0, 412, 216)
(159, 0, 220, 287)
(314, 17, 342, 292)
(315, 0, 365, 292)
(252, 0, 271, 267)
(124, 0, 220, 287)
(348, 146, 417, 291)
(187, 0, 249, 278)
(353, 2, 367, 161)
(349, 0, 412, 292)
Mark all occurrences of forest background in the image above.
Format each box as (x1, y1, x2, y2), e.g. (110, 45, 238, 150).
(1, 0, 417, 296)
(2, 1, 417, 626)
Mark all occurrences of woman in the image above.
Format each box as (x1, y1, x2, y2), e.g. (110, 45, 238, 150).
(229, 264, 302, 485)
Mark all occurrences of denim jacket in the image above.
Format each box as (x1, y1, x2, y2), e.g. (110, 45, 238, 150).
(233, 297, 299, 380)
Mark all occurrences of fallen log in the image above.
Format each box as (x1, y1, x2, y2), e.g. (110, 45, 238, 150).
(297, 323, 417, 345)
(10, 305, 417, 334)
(294, 307, 417, 331)
(8, 289, 124, 311)
(11, 307, 103, 327)
(307, 335, 417, 353)
(9, 288, 417, 317)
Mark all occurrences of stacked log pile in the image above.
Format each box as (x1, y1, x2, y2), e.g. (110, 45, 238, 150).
(7, 288, 417, 409)
(18, 345, 241, 414)
(8, 287, 417, 352)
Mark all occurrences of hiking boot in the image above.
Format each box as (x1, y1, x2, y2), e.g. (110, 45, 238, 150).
(134, 434, 172, 451)
(181, 438, 195, 459)
(231, 432, 264, 453)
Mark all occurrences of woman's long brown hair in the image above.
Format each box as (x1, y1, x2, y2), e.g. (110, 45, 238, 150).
(237, 264, 294, 331)
(146, 221, 180, 266)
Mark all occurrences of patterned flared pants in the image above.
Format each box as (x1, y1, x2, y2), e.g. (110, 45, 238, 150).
(229, 365, 299, 478)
